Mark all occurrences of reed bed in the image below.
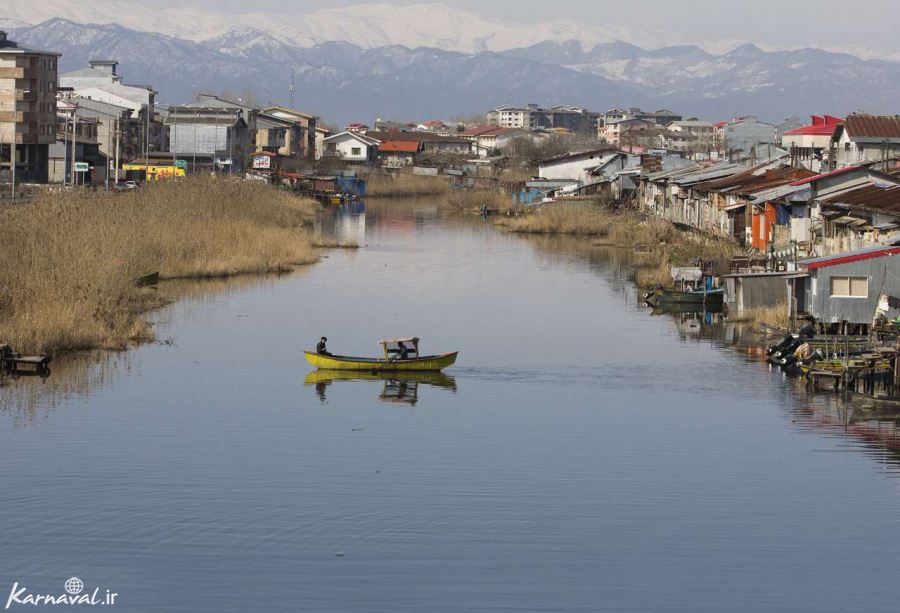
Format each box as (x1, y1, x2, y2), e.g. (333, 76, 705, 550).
(365, 173, 452, 197)
(0, 177, 319, 355)
(729, 303, 791, 330)
(495, 203, 742, 289)
(444, 189, 515, 213)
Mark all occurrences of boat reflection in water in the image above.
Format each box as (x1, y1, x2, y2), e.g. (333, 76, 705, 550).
(304, 370, 457, 406)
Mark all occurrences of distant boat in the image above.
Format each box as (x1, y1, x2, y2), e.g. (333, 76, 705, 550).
(305, 337, 458, 372)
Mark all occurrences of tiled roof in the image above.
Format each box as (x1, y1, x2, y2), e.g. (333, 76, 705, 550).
(378, 141, 421, 153)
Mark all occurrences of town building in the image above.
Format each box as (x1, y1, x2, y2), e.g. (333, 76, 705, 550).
(164, 105, 250, 172)
(781, 115, 844, 172)
(487, 104, 599, 134)
(376, 140, 423, 167)
(315, 126, 329, 160)
(0, 31, 60, 185)
(60, 60, 167, 156)
(599, 118, 655, 146)
(722, 116, 777, 160)
(49, 96, 104, 184)
(662, 120, 716, 153)
(365, 131, 473, 156)
(832, 114, 900, 169)
(601, 108, 682, 127)
(538, 148, 617, 185)
(458, 126, 528, 157)
(322, 130, 379, 164)
(263, 106, 318, 161)
(791, 245, 900, 325)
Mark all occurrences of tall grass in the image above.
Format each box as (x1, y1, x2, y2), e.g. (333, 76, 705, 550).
(0, 177, 319, 355)
(366, 173, 452, 197)
(495, 203, 742, 289)
(445, 189, 515, 212)
(730, 304, 791, 330)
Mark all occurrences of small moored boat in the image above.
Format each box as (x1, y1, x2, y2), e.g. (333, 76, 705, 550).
(305, 337, 458, 372)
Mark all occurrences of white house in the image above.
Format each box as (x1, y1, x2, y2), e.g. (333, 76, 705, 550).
(832, 114, 900, 169)
(322, 131, 380, 164)
(538, 148, 617, 184)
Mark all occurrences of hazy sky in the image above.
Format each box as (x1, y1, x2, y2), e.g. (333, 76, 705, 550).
(143, 0, 900, 55)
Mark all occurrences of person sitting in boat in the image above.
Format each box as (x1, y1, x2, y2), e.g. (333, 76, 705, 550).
(316, 337, 332, 356)
(397, 340, 410, 360)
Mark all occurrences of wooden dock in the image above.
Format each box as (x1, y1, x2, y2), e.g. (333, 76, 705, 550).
(0, 344, 51, 375)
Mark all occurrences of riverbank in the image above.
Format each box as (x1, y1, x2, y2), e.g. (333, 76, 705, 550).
(365, 174, 451, 198)
(494, 202, 741, 288)
(0, 178, 320, 355)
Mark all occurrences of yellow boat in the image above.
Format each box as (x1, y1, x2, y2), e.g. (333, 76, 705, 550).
(305, 337, 458, 372)
(304, 370, 457, 389)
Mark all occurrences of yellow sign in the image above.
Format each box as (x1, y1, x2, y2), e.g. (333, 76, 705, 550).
(121, 164, 187, 180)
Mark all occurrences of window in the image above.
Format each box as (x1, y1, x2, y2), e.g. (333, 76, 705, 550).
(830, 276, 868, 298)
(351, 147, 361, 156)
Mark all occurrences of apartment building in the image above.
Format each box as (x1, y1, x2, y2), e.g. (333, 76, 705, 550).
(0, 31, 60, 184)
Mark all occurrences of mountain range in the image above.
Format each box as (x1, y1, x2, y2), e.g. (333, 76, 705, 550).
(7, 13, 900, 126)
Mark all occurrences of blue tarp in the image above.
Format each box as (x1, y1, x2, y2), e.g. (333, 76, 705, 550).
(337, 177, 366, 196)
(775, 204, 791, 225)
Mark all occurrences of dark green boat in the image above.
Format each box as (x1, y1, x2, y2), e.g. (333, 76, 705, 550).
(647, 288, 724, 307)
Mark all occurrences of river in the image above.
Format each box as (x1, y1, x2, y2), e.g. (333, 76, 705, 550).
(1, 198, 899, 612)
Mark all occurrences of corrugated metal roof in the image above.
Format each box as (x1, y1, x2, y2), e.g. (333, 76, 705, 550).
(820, 182, 900, 214)
(801, 243, 900, 270)
(845, 114, 900, 139)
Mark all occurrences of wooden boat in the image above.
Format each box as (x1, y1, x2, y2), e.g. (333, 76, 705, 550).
(135, 271, 160, 287)
(650, 288, 724, 306)
(304, 370, 456, 389)
(798, 358, 891, 376)
(305, 337, 458, 372)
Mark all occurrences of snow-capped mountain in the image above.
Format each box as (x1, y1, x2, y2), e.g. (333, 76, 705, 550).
(8, 18, 900, 125)
(0, 1, 701, 52)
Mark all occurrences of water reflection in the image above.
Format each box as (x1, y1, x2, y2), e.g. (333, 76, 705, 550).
(304, 369, 457, 406)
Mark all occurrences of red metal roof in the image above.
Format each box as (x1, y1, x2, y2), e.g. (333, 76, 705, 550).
(804, 245, 900, 270)
(845, 114, 900, 139)
(378, 141, 421, 153)
(784, 114, 844, 137)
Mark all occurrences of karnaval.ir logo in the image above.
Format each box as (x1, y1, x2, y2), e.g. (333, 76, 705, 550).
(5, 577, 118, 609)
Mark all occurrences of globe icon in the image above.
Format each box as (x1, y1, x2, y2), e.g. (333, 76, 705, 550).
(64, 577, 84, 595)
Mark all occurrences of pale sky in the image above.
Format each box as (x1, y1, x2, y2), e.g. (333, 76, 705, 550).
(142, 0, 900, 56)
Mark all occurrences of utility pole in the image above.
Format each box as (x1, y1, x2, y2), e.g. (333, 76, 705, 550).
(114, 115, 120, 185)
(145, 95, 151, 177)
(105, 102, 111, 191)
(171, 105, 177, 167)
(289, 70, 295, 110)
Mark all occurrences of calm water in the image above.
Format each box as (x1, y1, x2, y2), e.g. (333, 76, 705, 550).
(2, 199, 899, 612)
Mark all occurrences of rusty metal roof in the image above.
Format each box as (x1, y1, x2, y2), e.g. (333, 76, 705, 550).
(845, 114, 900, 139)
(821, 183, 900, 214)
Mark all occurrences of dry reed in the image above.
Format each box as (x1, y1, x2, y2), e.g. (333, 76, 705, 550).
(0, 177, 319, 355)
(495, 203, 742, 289)
(444, 189, 515, 212)
(729, 303, 791, 330)
(365, 173, 452, 197)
